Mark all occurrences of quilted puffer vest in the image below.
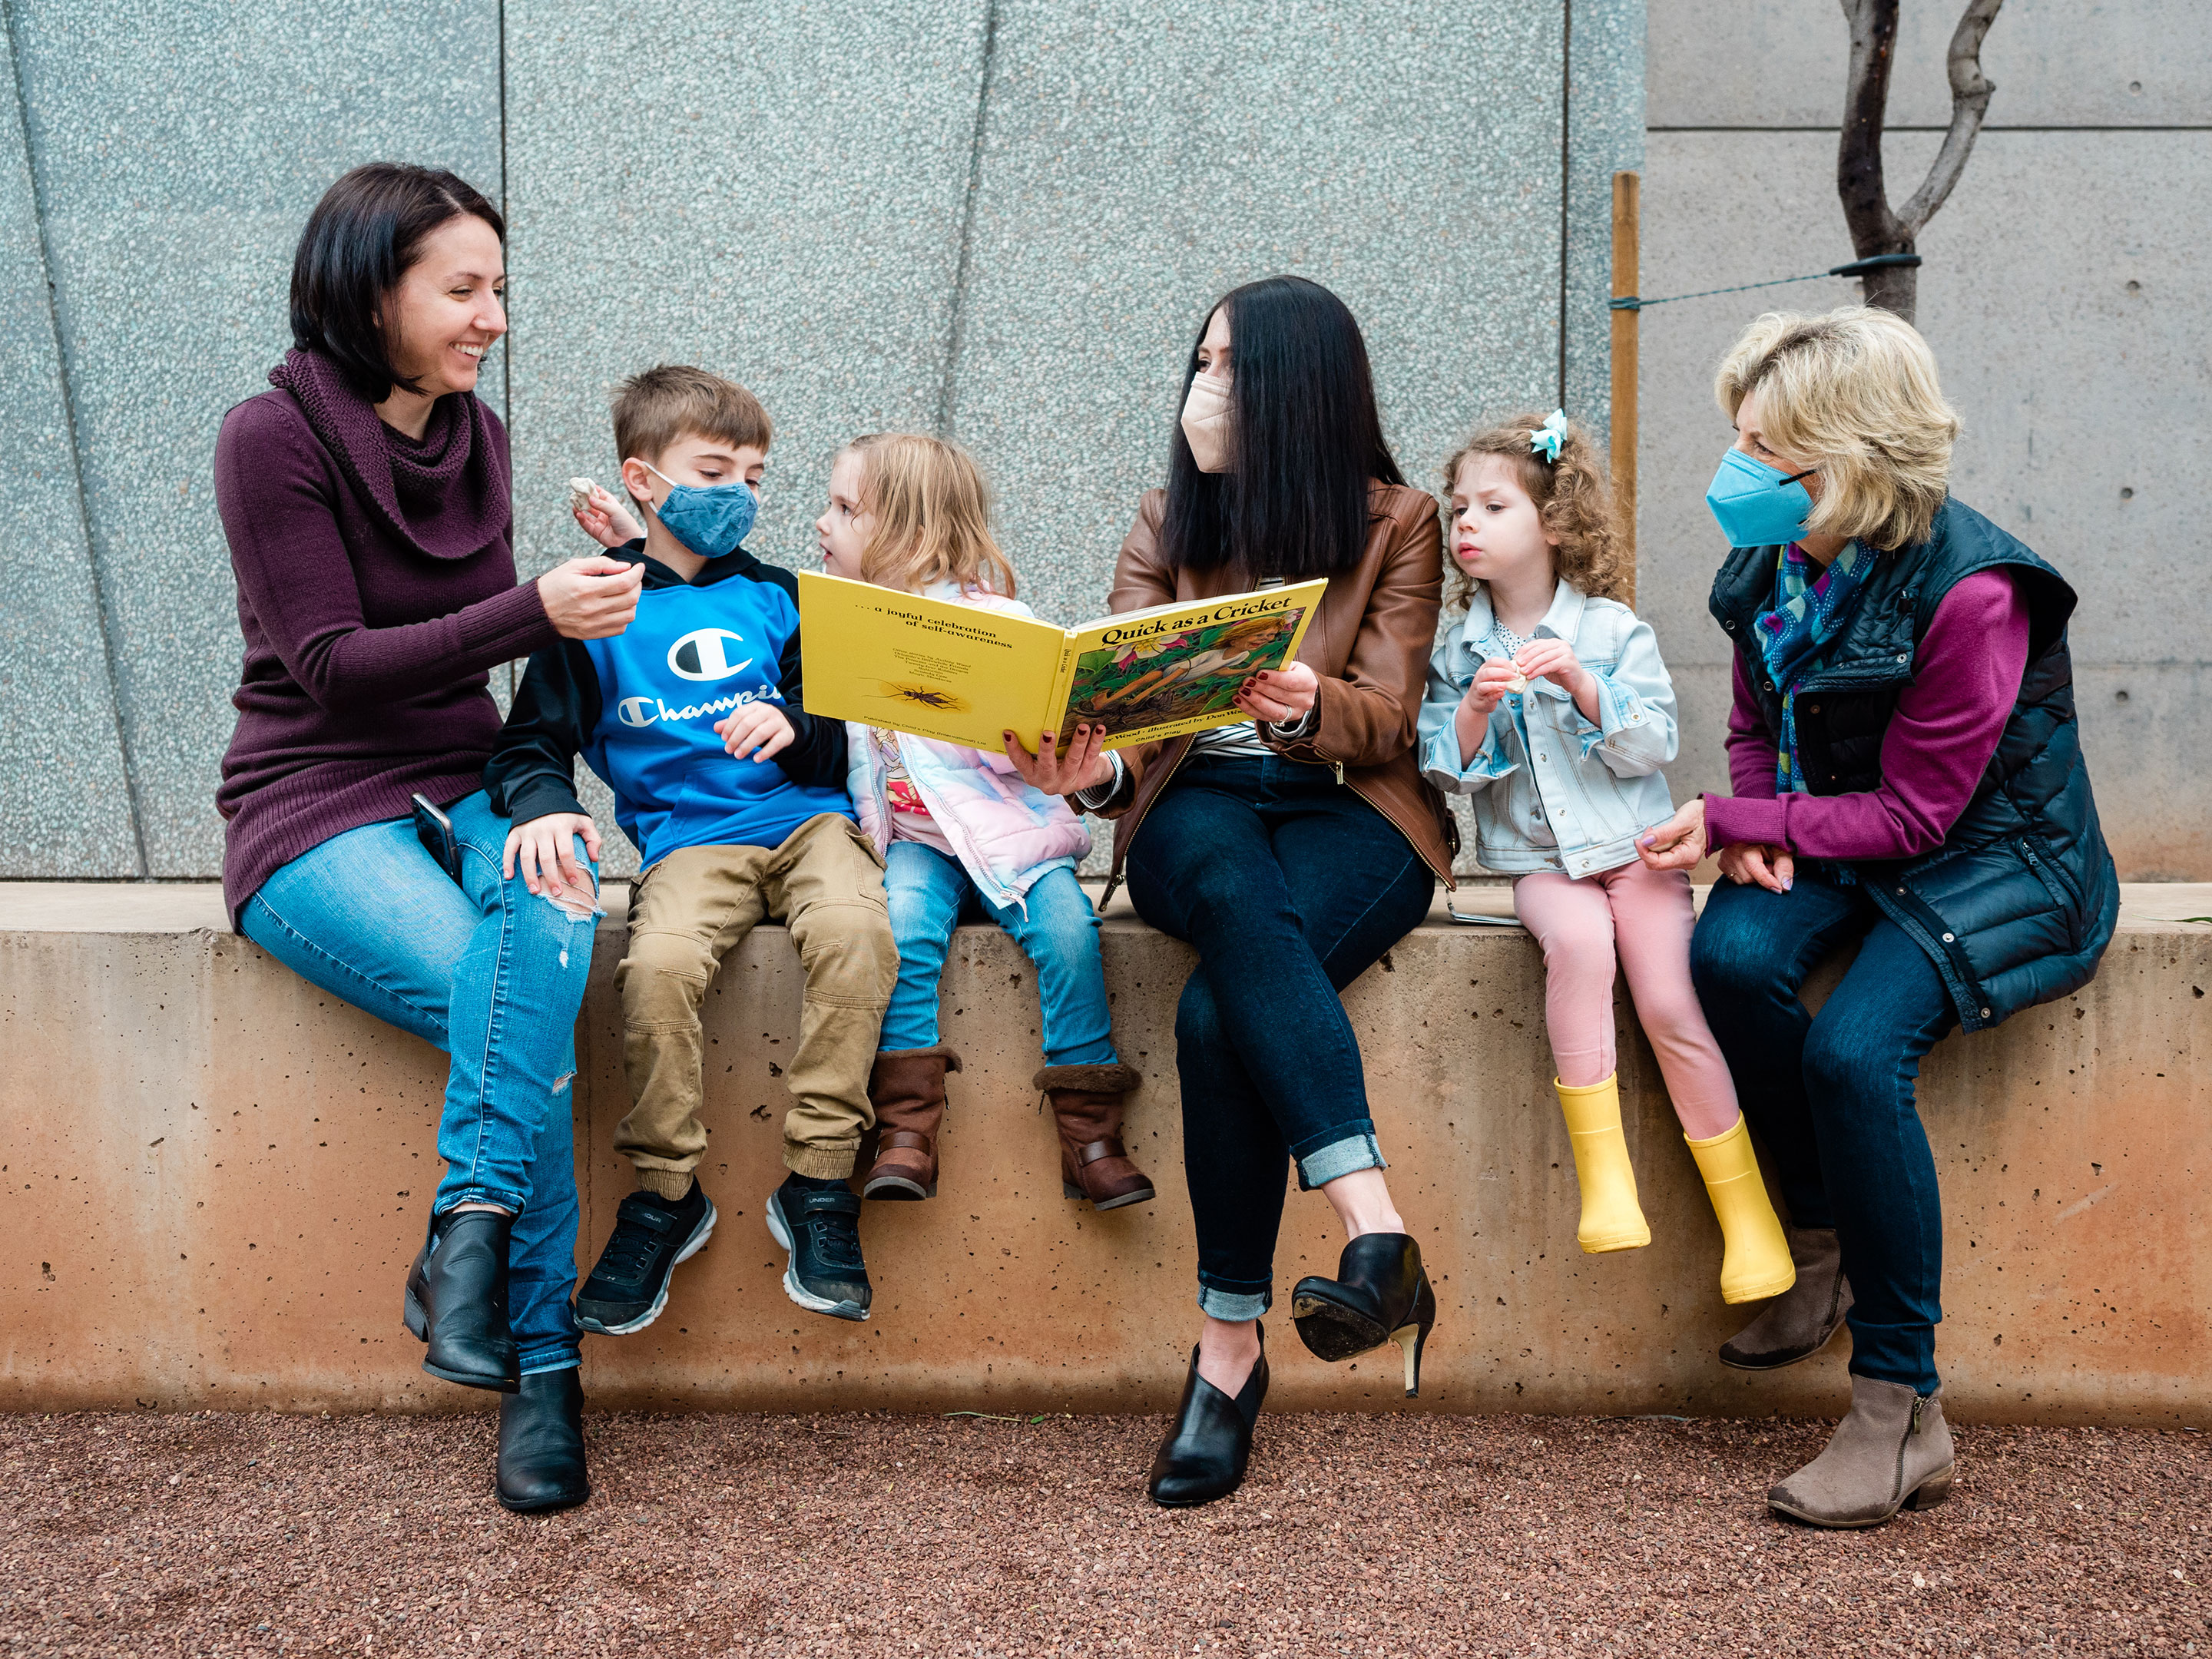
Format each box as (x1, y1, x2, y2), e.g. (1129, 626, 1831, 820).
(1708, 496, 2118, 1031)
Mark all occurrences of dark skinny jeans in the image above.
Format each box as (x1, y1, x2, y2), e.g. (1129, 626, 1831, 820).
(1690, 874, 1957, 1392)
(1124, 755, 1435, 1320)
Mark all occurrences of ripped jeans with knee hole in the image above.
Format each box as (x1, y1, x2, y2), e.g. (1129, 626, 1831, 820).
(240, 790, 598, 1374)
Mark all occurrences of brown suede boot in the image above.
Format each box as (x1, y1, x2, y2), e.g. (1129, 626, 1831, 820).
(1035, 1062, 1154, 1210)
(1767, 1376, 1954, 1528)
(861, 1046, 960, 1200)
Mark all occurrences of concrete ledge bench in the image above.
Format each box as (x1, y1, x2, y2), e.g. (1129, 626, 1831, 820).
(4, 881, 2207, 1425)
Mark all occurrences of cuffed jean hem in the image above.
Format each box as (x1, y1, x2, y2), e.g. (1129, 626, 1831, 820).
(519, 1351, 583, 1378)
(1294, 1128, 1386, 1193)
(433, 1185, 528, 1217)
(784, 1141, 860, 1181)
(1197, 1285, 1273, 1322)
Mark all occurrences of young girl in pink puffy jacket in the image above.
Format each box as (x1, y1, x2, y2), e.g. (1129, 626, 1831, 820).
(819, 433, 1154, 1213)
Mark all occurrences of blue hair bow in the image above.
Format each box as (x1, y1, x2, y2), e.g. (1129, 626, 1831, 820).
(1528, 409, 1568, 463)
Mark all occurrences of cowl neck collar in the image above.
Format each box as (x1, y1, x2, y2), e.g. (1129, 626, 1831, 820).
(267, 348, 509, 561)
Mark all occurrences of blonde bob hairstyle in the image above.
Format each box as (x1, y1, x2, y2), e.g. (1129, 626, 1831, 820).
(1714, 306, 1959, 551)
(1439, 411, 1630, 611)
(843, 432, 1018, 598)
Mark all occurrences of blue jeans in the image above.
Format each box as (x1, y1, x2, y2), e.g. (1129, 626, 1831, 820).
(240, 791, 597, 1376)
(1124, 756, 1436, 1320)
(878, 841, 1118, 1066)
(1690, 875, 1956, 1392)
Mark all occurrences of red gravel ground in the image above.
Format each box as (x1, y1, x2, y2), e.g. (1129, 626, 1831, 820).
(2, 1409, 2205, 1657)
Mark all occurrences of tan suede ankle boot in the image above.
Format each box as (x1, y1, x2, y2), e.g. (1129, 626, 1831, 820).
(861, 1046, 960, 1200)
(1035, 1062, 1154, 1210)
(1767, 1375, 1954, 1528)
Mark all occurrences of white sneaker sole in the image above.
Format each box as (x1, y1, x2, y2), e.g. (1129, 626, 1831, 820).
(575, 1201, 717, 1336)
(765, 1194, 869, 1322)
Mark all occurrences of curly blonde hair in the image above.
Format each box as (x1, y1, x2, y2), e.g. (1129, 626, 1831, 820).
(1439, 412, 1628, 610)
(1714, 306, 1957, 551)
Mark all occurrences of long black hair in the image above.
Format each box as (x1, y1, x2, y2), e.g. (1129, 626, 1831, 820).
(1157, 275, 1402, 581)
(289, 162, 505, 401)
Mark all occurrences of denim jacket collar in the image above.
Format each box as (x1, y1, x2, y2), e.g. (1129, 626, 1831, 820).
(1455, 578, 1589, 693)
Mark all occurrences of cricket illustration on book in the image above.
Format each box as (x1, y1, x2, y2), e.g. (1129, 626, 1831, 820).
(1063, 609, 1306, 740)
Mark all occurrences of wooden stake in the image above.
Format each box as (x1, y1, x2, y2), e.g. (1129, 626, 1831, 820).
(1611, 171, 1640, 603)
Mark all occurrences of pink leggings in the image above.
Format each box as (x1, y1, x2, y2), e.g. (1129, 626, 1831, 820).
(1513, 861, 1740, 1140)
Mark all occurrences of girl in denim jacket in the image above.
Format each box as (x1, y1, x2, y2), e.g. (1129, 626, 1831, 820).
(818, 433, 1154, 1214)
(1416, 412, 1792, 1304)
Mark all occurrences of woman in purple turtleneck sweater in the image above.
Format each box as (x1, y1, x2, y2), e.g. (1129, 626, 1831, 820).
(215, 164, 640, 1514)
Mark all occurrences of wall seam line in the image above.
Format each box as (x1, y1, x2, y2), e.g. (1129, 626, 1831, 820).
(1555, 0, 1572, 411)
(2, 0, 151, 879)
(935, 0, 1001, 438)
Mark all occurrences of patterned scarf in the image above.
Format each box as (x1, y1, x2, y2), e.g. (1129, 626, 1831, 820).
(1753, 540, 1873, 793)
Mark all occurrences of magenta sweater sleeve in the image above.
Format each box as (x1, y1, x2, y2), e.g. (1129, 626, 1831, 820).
(1704, 570, 2030, 862)
(214, 396, 555, 713)
(1724, 654, 1780, 800)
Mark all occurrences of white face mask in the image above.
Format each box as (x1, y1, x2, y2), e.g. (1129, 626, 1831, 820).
(1180, 373, 1234, 474)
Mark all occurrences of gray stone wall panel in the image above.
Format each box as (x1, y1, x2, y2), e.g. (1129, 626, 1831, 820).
(10, 0, 505, 874)
(942, 0, 1567, 628)
(500, 0, 993, 588)
(0, 21, 137, 876)
(1648, 0, 2209, 129)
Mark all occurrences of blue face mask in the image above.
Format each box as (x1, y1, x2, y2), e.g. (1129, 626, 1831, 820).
(641, 460, 759, 559)
(1706, 446, 1816, 548)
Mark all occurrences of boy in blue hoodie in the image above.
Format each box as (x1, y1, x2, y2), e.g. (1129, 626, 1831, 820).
(485, 366, 896, 1330)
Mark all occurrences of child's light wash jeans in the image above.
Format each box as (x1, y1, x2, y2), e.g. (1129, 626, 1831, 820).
(878, 840, 1118, 1067)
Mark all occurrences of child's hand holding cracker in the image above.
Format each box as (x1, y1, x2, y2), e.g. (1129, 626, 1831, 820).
(569, 478, 645, 550)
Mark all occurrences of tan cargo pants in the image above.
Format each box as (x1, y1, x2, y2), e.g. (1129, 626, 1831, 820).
(614, 813, 896, 1189)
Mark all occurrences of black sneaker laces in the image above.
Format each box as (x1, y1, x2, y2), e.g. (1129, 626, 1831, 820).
(594, 1203, 675, 1288)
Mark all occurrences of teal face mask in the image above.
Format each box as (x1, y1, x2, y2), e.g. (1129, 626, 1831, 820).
(1706, 446, 1816, 548)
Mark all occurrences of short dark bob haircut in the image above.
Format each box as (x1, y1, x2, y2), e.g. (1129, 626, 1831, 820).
(289, 162, 505, 402)
(1157, 274, 1403, 583)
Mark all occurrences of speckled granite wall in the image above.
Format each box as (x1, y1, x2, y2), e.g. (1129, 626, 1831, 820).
(0, 19, 138, 876)
(3, 0, 505, 875)
(0, 0, 1642, 879)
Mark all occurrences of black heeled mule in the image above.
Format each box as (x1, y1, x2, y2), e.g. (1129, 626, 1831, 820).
(497, 1367, 590, 1513)
(1147, 1325, 1269, 1508)
(1290, 1233, 1437, 1397)
(402, 1207, 520, 1392)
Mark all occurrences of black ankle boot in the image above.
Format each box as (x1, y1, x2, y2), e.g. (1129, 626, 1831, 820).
(402, 1207, 519, 1392)
(1147, 1326, 1268, 1508)
(497, 1368, 590, 1514)
(1290, 1233, 1437, 1396)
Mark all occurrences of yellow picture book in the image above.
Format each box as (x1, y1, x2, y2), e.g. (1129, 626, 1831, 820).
(796, 572, 1330, 753)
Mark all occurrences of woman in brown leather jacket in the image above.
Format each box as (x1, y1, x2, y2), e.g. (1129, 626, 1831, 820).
(1005, 276, 1455, 1506)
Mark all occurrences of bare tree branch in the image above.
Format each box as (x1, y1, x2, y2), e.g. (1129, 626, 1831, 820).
(1836, 0, 1905, 259)
(1835, 0, 2004, 321)
(1897, 0, 2004, 235)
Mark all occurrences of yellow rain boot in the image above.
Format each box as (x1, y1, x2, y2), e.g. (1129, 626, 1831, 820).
(1555, 1075, 1651, 1253)
(1685, 1114, 1798, 1303)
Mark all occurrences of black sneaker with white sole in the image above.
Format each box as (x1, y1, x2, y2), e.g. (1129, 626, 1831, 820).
(764, 1177, 871, 1321)
(574, 1181, 717, 1336)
